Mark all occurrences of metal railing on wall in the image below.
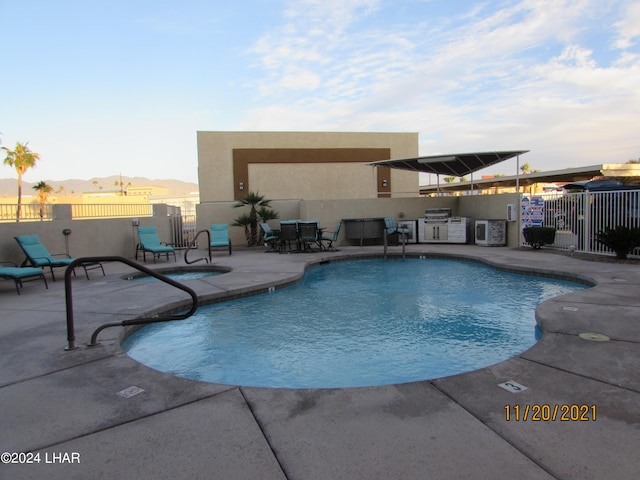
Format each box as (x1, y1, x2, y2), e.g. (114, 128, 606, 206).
(0, 204, 54, 222)
(72, 203, 153, 219)
(0, 203, 154, 222)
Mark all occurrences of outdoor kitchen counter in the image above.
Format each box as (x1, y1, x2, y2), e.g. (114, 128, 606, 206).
(342, 217, 386, 246)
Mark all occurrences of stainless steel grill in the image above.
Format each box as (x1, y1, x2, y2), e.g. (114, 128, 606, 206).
(424, 208, 451, 223)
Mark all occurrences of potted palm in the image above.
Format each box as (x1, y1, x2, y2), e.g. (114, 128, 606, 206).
(232, 192, 279, 246)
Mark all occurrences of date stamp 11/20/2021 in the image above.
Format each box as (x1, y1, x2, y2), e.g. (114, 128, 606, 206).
(505, 404, 597, 422)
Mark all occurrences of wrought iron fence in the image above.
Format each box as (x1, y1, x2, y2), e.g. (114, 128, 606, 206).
(537, 189, 640, 256)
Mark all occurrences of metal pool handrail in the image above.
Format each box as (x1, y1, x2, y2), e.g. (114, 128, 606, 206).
(64, 256, 198, 351)
(184, 229, 211, 264)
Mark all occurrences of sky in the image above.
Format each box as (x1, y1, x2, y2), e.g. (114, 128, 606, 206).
(1, 0, 639, 186)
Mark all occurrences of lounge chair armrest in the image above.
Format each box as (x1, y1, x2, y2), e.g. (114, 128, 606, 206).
(0, 261, 19, 267)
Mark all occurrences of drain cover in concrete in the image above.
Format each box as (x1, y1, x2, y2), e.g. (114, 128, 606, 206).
(117, 386, 145, 398)
(578, 332, 610, 342)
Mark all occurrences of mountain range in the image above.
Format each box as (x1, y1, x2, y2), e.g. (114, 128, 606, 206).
(0, 176, 199, 198)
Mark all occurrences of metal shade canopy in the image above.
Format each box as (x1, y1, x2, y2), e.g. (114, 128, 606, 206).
(367, 150, 529, 177)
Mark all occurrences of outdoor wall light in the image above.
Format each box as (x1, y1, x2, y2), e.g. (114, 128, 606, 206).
(62, 229, 72, 257)
(239, 182, 244, 190)
(382, 179, 388, 188)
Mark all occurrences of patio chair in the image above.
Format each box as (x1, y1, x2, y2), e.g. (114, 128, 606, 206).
(383, 217, 410, 258)
(279, 221, 299, 253)
(260, 223, 280, 252)
(298, 221, 319, 252)
(384, 217, 410, 240)
(136, 226, 176, 263)
(0, 261, 48, 295)
(14, 234, 105, 281)
(210, 224, 232, 255)
(320, 222, 341, 251)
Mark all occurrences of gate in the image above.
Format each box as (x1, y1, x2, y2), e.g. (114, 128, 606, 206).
(167, 205, 197, 248)
(539, 189, 640, 256)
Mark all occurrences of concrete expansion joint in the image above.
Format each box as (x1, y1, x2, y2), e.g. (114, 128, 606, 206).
(548, 330, 640, 346)
(238, 387, 290, 479)
(428, 379, 561, 479)
(0, 353, 116, 389)
(25, 388, 238, 454)
(519, 357, 640, 394)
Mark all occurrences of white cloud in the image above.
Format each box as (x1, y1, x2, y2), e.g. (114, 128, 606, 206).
(240, 0, 640, 171)
(614, 2, 640, 49)
(278, 70, 323, 91)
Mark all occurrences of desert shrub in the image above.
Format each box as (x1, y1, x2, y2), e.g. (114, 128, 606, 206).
(595, 226, 640, 259)
(522, 227, 556, 249)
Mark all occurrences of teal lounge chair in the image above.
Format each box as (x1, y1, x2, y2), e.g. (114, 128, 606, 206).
(136, 226, 176, 263)
(15, 234, 105, 281)
(210, 224, 232, 255)
(0, 261, 48, 295)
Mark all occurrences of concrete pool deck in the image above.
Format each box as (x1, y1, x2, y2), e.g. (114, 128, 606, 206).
(1, 244, 638, 480)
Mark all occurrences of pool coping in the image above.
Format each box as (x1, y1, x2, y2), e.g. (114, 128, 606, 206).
(1, 244, 638, 479)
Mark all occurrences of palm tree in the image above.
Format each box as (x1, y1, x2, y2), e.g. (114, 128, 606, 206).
(2, 141, 41, 221)
(32, 180, 53, 220)
(520, 163, 531, 175)
(232, 192, 278, 246)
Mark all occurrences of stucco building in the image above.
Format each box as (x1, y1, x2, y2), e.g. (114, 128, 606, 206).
(196, 131, 420, 201)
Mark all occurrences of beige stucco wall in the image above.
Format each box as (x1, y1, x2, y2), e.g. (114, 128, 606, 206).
(0, 194, 521, 275)
(0, 204, 176, 263)
(458, 193, 521, 247)
(197, 131, 419, 202)
(197, 194, 520, 248)
(249, 163, 381, 200)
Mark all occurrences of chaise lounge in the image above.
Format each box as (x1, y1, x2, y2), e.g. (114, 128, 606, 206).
(14, 234, 105, 281)
(0, 261, 48, 295)
(135, 226, 176, 263)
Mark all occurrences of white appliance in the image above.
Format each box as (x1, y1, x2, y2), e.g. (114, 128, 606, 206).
(475, 220, 506, 246)
(397, 220, 418, 243)
(418, 209, 471, 244)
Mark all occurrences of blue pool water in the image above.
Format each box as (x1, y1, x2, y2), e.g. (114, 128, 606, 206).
(127, 271, 222, 282)
(123, 258, 586, 388)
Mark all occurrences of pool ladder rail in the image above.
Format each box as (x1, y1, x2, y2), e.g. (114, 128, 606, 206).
(183, 229, 212, 265)
(63, 256, 198, 351)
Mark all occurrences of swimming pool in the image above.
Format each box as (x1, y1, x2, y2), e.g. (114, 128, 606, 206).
(123, 258, 586, 388)
(125, 269, 225, 282)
